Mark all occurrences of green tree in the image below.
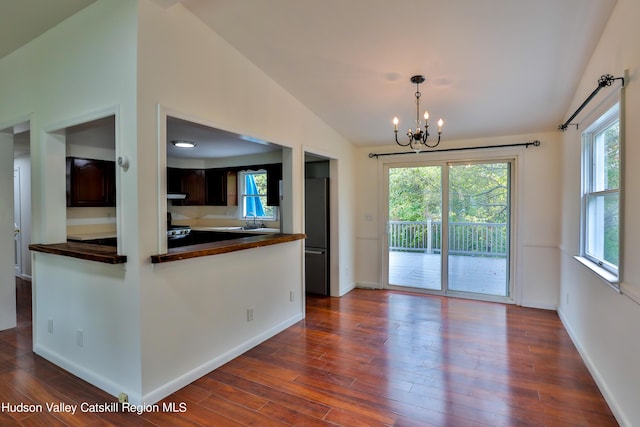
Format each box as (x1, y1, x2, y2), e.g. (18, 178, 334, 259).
(603, 121, 619, 265)
(388, 166, 441, 221)
(448, 163, 509, 223)
(389, 163, 509, 223)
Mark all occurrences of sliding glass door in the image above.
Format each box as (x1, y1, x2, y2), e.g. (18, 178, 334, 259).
(387, 160, 512, 299)
(447, 162, 510, 296)
(387, 166, 442, 291)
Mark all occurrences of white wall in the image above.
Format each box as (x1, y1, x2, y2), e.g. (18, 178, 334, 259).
(558, 0, 640, 424)
(135, 0, 356, 402)
(0, 0, 143, 400)
(354, 131, 562, 309)
(0, 0, 357, 404)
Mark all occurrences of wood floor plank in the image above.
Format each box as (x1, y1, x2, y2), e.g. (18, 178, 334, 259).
(257, 401, 334, 426)
(206, 370, 332, 420)
(151, 394, 243, 427)
(0, 280, 618, 426)
(197, 393, 285, 427)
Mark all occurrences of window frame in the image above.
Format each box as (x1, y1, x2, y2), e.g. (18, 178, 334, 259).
(237, 169, 277, 221)
(578, 100, 622, 287)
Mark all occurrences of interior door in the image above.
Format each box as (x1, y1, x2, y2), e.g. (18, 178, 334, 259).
(14, 168, 21, 277)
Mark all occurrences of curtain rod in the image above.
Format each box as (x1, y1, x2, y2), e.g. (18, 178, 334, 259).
(559, 74, 624, 132)
(368, 140, 540, 158)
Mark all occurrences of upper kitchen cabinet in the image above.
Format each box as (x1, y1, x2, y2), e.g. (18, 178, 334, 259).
(205, 168, 229, 206)
(266, 163, 282, 206)
(167, 167, 206, 206)
(181, 169, 206, 205)
(167, 167, 232, 206)
(65, 115, 117, 208)
(66, 157, 116, 207)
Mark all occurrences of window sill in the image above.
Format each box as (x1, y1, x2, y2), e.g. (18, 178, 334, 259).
(573, 256, 620, 291)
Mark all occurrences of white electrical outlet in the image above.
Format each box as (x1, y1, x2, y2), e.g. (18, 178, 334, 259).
(76, 329, 84, 347)
(290, 291, 295, 302)
(246, 308, 254, 322)
(48, 319, 53, 334)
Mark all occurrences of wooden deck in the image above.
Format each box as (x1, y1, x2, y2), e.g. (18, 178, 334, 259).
(389, 251, 508, 296)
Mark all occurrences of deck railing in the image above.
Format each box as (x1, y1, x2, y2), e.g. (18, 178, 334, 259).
(388, 220, 507, 257)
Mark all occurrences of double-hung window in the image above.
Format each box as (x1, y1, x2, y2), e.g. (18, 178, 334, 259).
(238, 170, 277, 221)
(579, 102, 621, 285)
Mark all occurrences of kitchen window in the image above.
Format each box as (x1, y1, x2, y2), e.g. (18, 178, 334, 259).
(238, 170, 277, 221)
(578, 102, 621, 286)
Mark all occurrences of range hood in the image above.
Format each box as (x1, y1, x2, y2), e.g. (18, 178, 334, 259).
(167, 193, 187, 200)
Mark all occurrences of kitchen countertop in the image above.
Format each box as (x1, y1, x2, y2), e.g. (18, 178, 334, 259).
(29, 242, 127, 264)
(31, 229, 301, 265)
(151, 233, 306, 263)
(191, 226, 281, 234)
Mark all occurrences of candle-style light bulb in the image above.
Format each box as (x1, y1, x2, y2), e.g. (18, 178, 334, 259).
(393, 116, 399, 131)
(424, 111, 429, 121)
(437, 118, 444, 133)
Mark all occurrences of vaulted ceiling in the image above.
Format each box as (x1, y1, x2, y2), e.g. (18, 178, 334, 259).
(2, 0, 617, 149)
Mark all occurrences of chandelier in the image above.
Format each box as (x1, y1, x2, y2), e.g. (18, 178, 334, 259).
(393, 75, 444, 151)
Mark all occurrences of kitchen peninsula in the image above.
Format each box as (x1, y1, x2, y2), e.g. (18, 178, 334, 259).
(30, 231, 304, 264)
(151, 232, 305, 263)
(29, 241, 126, 264)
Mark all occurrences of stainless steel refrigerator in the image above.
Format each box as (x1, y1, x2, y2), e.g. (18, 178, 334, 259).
(305, 178, 329, 295)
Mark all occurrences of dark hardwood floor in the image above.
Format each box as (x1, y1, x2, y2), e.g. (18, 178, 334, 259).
(0, 278, 617, 426)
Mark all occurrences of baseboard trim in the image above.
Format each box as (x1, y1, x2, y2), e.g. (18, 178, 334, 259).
(339, 281, 358, 296)
(141, 313, 303, 405)
(355, 282, 381, 290)
(34, 313, 303, 407)
(557, 309, 628, 426)
(520, 300, 557, 310)
(34, 344, 140, 404)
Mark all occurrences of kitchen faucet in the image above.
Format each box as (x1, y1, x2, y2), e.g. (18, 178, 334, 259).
(244, 213, 263, 229)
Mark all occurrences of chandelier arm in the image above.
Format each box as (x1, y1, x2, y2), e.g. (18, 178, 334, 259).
(421, 125, 429, 143)
(422, 133, 441, 148)
(394, 130, 412, 147)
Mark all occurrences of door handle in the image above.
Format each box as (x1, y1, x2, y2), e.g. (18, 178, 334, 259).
(305, 249, 324, 255)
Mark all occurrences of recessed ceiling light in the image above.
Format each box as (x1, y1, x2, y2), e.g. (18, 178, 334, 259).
(172, 140, 197, 148)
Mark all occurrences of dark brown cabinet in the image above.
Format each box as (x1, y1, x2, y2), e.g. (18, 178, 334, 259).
(66, 157, 116, 207)
(181, 169, 206, 205)
(167, 163, 281, 207)
(166, 167, 183, 194)
(205, 169, 228, 206)
(167, 167, 206, 205)
(266, 163, 282, 206)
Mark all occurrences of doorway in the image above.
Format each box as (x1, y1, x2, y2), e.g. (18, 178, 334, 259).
(386, 160, 513, 301)
(1, 121, 30, 331)
(304, 153, 337, 296)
